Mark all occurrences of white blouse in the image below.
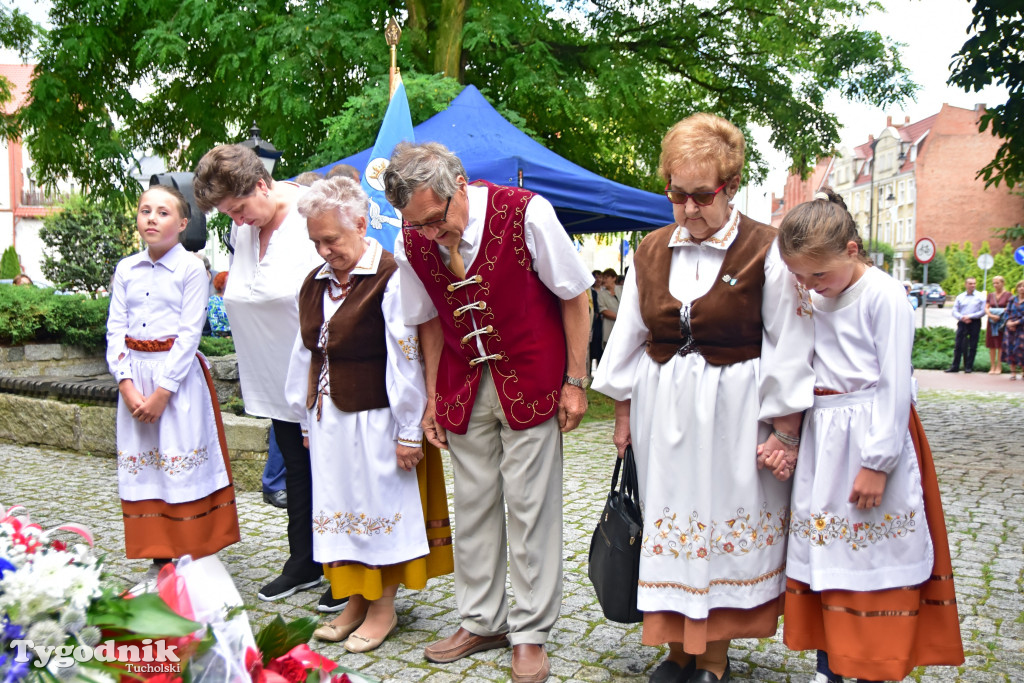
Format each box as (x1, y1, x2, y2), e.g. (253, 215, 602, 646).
(106, 244, 208, 393)
(595, 207, 815, 421)
(223, 184, 323, 421)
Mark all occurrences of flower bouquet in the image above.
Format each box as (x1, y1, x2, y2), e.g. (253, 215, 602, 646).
(0, 506, 371, 683)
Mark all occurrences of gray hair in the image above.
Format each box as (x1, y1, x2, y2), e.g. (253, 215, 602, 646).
(383, 141, 468, 209)
(297, 176, 369, 229)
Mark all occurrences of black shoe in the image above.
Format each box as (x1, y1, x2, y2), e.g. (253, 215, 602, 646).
(258, 574, 322, 601)
(317, 586, 349, 613)
(944, 367, 959, 373)
(965, 369, 974, 374)
(263, 489, 288, 508)
(690, 661, 730, 683)
(649, 658, 696, 682)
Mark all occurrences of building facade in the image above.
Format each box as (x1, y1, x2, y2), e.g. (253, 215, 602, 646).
(772, 105, 1023, 283)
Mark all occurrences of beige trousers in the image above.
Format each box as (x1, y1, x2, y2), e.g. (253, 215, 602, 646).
(446, 368, 564, 646)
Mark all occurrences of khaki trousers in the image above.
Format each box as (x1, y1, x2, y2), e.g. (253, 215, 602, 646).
(446, 368, 563, 646)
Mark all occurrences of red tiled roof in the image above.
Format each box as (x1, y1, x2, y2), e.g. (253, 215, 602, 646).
(0, 64, 35, 115)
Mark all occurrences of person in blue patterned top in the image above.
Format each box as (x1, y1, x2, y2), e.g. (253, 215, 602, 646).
(207, 270, 231, 336)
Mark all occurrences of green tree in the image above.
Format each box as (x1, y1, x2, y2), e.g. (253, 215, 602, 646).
(39, 196, 138, 297)
(948, 1, 1024, 189)
(910, 250, 948, 284)
(14, 0, 914, 205)
(0, 245, 20, 278)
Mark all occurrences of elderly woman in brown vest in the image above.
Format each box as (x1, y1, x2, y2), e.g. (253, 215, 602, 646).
(593, 114, 815, 683)
(286, 176, 453, 653)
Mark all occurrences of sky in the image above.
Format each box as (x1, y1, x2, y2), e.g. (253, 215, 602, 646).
(743, 0, 1011, 222)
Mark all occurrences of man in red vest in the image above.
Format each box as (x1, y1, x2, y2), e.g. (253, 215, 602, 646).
(385, 142, 592, 683)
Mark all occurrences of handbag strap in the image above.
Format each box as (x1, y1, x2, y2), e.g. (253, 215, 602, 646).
(619, 445, 641, 510)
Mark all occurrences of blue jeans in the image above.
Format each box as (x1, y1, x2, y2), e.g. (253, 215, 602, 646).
(261, 423, 286, 493)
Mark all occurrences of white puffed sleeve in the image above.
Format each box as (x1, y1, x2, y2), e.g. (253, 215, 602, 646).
(157, 260, 209, 393)
(382, 272, 427, 446)
(284, 328, 312, 435)
(592, 267, 649, 401)
(757, 241, 815, 420)
(106, 260, 132, 382)
(863, 281, 915, 473)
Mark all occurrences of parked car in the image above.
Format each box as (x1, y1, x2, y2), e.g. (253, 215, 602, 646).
(908, 283, 947, 308)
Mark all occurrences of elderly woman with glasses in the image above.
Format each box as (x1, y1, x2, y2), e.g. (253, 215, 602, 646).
(285, 176, 453, 652)
(593, 113, 814, 683)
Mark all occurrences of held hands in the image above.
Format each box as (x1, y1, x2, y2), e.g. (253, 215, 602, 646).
(396, 443, 424, 472)
(421, 400, 448, 450)
(757, 432, 798, 482)
(849, 467, 888, 510)
(558, 383, 588, 433)
(132, 387, 172, 424)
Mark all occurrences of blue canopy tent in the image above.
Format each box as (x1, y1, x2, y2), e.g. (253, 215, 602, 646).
(311, 85, 673, 234)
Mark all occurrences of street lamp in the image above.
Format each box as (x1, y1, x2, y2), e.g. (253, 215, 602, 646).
(239, 122, 282, 177)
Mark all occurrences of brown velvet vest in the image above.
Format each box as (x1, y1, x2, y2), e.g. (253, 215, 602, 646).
(297, 251, 398, 413)
(635, 214, 777, 366)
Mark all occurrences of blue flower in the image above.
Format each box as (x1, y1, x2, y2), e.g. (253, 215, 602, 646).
(1, 617, 24, 642)
(3, 659, 29, 683)
(0, 559, 15, 580)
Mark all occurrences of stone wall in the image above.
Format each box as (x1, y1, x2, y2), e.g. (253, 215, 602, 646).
(0, 392, 271, 491)
(0, 343, 108, 378)
(0, 346, 263, 489)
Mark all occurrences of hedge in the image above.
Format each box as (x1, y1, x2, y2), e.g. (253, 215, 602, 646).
(0, 284, 234, 356)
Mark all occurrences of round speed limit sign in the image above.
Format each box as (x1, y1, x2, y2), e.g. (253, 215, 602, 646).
(914, 237, 936, 264)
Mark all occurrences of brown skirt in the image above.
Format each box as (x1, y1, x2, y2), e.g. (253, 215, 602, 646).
(642, 596, 784, 654)
(121, 354, 240, 559)
(782, 407, 964, 680)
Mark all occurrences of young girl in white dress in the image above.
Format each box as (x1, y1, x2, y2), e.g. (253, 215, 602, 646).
(772, 188, 963, 682)
(106, 186, 239, 585)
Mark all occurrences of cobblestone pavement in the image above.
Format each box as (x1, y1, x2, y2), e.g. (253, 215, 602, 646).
(1, 389, 1022, 682)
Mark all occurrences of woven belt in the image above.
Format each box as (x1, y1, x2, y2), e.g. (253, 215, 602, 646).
(125, 336, 175, 352)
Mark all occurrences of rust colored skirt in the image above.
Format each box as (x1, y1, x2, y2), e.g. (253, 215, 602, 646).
(121, 354, 240, 559)
(783, 407, 964, 680)
(643, 596, 784, 654)
(323, 440, 454, 600)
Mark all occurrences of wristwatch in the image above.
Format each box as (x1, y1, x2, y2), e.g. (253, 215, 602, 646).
(564, 374, 590, 390)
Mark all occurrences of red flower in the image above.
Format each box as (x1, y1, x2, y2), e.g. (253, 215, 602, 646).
(267, 655, 306, 683)
(722, 542, 734, 553)
(145, 675, 182, 683)
(652, 544, 663, 555)
(330, 675, 351, 683)
(245, 647, 265, 683)
(50, 539, 67, 551)
(696, 547, 708, 558)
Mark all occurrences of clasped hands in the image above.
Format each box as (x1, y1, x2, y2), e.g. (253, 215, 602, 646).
(118, 380, 171, 424)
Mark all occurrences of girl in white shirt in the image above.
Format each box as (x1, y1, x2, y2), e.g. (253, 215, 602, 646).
(773, 188, 962, 683)
(106, 186, 239, 588)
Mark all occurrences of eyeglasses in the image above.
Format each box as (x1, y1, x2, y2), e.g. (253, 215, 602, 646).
(664, 181, 728, 207)
(402, 195, 452, 230)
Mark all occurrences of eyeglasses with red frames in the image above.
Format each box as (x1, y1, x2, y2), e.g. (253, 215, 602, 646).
(402, 195, 452, 230)
(664, 181, 728, 207)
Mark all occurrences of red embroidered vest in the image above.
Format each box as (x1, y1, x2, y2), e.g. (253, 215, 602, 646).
(404, 181, 565, 434)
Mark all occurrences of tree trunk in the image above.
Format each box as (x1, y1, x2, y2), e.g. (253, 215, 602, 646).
(434, 0, 466, 81)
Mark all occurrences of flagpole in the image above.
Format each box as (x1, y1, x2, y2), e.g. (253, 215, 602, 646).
(385, 17, 402, 101)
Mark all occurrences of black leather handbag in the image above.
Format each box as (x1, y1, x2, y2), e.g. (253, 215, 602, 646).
(588, 445, 643, 623)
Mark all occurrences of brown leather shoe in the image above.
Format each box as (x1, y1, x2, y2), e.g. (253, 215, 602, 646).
(424, 627, 510, 663)
(511, 644, 550, 683)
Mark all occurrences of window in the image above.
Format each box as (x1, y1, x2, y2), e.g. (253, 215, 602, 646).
(896, 219, 903, 244)
(853, 193, 860, 213)
(898, 181, 905, 204)
(909, 179, 916, 202)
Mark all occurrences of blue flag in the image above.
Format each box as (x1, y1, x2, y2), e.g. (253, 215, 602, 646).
(621, 238, 630, 257)
(361, 81, 414, 253)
